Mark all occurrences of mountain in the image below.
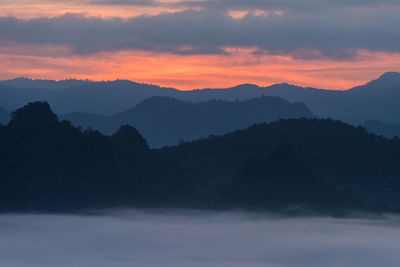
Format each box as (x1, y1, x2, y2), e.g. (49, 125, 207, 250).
(1, 101, 391, 213)
(0, 78, 90, 90)
(224, 144, 366, 211)
(363, 120, 400, 139)
(0, 80, 179, 115)
(160, 118, 400, 208)
(61, 96, 313, 147)
(217, 72, 400, 124)
(0, 107, 9, 125)
(1, 72, 400, 123)
(0, 102, 163, 211)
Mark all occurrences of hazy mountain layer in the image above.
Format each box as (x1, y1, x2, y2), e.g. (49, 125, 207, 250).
(0, 107, 9, 125)
(1, 72, 400, 124)
(61, 96, 313, 147)
(0, 80, 178, 115)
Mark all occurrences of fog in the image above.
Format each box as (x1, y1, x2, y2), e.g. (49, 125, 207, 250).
(0, 210, 399, 267)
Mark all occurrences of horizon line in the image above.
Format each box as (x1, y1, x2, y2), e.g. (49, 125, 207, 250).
(1, 71, 399, 92)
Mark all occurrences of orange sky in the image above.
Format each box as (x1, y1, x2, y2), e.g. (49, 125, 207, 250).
(0, 44, 399, 90)
(0, 1, 399, 90)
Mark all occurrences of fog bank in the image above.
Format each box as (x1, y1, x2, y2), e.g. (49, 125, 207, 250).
(0, 210, 399, 267)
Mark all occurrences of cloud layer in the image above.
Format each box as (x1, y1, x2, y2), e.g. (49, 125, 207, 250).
(1, 210, 400, 267)
(0, 1, 400, 58)
(0, 0, 399, 89)
(88, 0, 400, 11)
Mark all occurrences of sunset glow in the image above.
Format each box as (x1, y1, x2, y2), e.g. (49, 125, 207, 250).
(0, 0, 195, 19)
(1, 0, 399, 90)
(1, 44, 399, 90)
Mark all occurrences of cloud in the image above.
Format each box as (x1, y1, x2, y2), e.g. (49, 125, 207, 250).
(0, 210, 400, 267)
(0, 0, 193, 19)
(0, 5, 399, 59)
(87, 0, 400, 12)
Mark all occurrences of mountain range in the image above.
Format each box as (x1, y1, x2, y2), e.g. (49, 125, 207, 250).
(1, 72, 400, 124)
(61, 96, 313, 147)
(1, 101, 398, 213)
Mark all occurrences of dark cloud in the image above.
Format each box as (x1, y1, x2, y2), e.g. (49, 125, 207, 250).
(198, 0, 400, 11)
(88, 0, 162, 6)
(88, 0, 400, 12)
(0, 4, 399, 58)
(1, 211, 400, 267)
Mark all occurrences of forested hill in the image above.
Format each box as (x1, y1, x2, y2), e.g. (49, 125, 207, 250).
(363, 120, 400, 139)
(160, 118, 400, 207)
(0, 101, 398, 214)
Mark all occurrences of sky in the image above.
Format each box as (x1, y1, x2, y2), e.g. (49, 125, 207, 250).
(0, 0, 399, 90)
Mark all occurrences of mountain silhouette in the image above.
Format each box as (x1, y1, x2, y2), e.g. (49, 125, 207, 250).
(0, 106, 9, 125)
(0, 101, 397, 213)
(8, 101, 58, 129)
(363, 120, 400, 139)
(161, 118, 400, 208)
(1, 72, 400, 124)
(0, 77, 90, 90)
(225, 144, 364, 211)
(61, 96, 313, 147)
(242, 72, 400, 124)
(0, 80, 179, 114)
(0, 102, 157, 210)
(355, 72, 400, 92)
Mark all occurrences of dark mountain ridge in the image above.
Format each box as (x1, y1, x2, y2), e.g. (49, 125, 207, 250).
(363, 120, 400, 139)
(160, 118, 400, 207)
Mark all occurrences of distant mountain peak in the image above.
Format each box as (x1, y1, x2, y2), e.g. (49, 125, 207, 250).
(269, 83, 303, 89)
(230, 83, 261, 90)
(378, 72, 400, 80)
(9, 101, 59, 129)
(351, 71, 400, 92)
(369, 72, 400, 86)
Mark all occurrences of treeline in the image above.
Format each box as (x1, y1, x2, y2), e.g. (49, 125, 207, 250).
(0, 102, 398, 214)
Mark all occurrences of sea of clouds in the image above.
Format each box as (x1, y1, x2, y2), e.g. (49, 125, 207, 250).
(0, 210, 399, 267)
